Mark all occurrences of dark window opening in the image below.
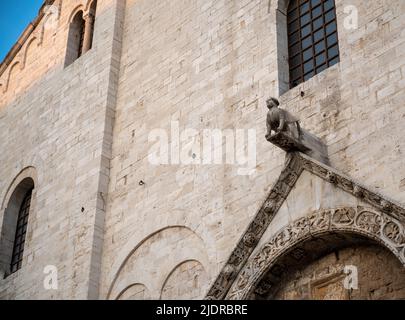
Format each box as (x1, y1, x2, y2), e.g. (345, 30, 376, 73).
(65, 11, 86, 67)
(88, 0, 98, 51)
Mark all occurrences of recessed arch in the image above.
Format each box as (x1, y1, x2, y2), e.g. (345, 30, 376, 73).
(116, 283, 151, 300)
(272, 0, 291, 14)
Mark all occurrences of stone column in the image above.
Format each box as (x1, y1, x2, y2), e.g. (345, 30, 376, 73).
(82, 13, 95, 54)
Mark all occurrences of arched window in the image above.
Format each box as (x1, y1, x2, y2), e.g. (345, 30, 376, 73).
(287, 0, 340, 88)
(0, 177, 34, 277)
(65, 11, 86, 67)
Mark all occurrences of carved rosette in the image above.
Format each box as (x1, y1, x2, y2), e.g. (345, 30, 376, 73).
(226, 206, 405, 300)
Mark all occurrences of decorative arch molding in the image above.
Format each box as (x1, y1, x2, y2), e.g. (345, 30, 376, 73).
(266, 0, 291, 94)
(1, 166, 38, 211)
(269, 0, 291, 14)
(0, 79, 5, 94)
(106, 224, 213, 300)
(68, 5, 85, 24)
(226, 206, 405, 300)
(0, 1, 63, 87)
(0, 167, 37, 277)
(205, 152, 405, 300)
(21, 37, 39, 69)
(85, 0, 98, 14)
(4, 61, 22, 92)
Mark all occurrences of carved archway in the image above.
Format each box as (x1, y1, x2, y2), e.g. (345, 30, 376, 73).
(206, 152, 405, 300)
(226, 206, 405, 299)
(107, 226, 211, 300)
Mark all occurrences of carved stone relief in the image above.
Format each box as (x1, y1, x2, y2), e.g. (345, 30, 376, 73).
(205, 152, 405, 300)
(226, 206, 405, 300)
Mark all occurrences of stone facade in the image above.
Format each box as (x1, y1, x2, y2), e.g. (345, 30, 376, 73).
(0, 0, 405, 300)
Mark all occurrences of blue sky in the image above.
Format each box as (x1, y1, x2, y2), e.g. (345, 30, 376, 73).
(0, 1, 44, 61)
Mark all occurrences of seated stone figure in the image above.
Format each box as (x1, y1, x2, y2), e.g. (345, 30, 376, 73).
(265, 97, 301, 141)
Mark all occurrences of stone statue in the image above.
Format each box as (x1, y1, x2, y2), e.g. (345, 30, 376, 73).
(265, 97, 301, 140)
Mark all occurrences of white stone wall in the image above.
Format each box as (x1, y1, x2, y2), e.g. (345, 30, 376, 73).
(100, 0, 405, 300)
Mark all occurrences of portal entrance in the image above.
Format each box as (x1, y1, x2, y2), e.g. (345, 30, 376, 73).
(251, 234, 405, 300)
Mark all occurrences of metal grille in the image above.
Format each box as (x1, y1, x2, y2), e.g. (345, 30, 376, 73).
(288, 0, 340, 88)
(78, 19, 86, 57)
(10, 189, 32, 274)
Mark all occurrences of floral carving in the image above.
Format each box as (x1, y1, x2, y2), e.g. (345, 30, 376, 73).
(383, 222, 403, 245)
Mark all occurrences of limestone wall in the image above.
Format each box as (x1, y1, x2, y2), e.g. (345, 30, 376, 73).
(100, 0, 405, 299)
(0, 0, 124, 299)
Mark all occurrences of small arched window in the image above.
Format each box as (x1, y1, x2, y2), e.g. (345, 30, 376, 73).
(0, 177, 34, 277)
(65, 11, 86, 67)
(287, 0, 340, 88)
